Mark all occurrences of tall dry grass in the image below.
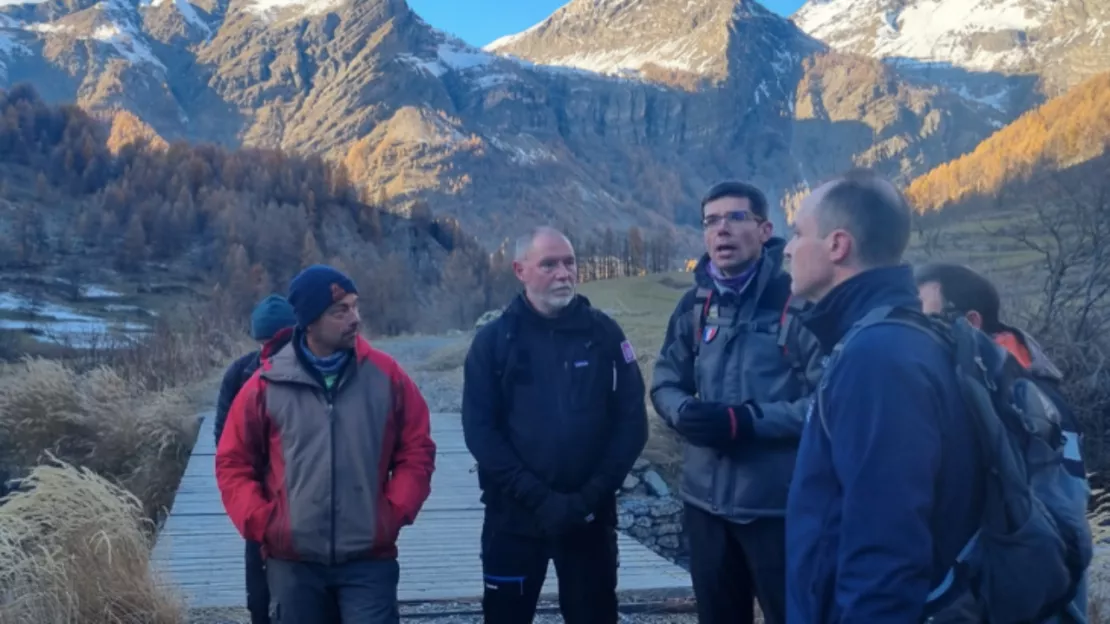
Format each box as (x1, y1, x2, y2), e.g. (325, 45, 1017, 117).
(0, 358, 199, 523)
(0, 294, 250, 622)
(0, 458, 186, 624)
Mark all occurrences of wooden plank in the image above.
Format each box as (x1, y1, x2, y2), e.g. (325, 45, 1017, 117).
(154, 411, 692, 608)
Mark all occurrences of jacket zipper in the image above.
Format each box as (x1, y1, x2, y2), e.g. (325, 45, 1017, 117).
(327, 399, 336, 565)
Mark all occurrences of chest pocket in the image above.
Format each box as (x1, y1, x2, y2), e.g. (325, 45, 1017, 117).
(695, 312, 791, 403)
(566, 339, 612, 412)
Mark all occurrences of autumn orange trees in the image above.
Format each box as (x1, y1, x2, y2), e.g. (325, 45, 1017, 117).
(907, 71, 1110, 212)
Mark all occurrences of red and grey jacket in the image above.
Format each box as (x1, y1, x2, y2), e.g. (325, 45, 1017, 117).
(214, 330, 437, 563)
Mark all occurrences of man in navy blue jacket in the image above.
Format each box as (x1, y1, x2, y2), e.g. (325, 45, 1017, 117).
(782, 169, 984, 623)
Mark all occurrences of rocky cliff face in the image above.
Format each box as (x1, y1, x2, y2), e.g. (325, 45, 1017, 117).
(0, 0, 1098, 251)
(791, 0, 1110, 117)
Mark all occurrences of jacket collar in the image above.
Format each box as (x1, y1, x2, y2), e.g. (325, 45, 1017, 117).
(693, 236, 788, 301)
(503, 292, 596, 332)
(260, 328, 373, 389)
(801, 264, 923, 354)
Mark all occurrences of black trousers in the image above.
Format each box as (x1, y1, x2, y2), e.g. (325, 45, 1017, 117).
(684, 503, 788, 624)
(245, 540, 270, 624)
(266, 557, 399, 623)
(480, 515, 619, 624)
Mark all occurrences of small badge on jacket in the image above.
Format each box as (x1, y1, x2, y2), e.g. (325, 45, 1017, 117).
(703, 325, 718, 344)
(620, 340, 636, 363)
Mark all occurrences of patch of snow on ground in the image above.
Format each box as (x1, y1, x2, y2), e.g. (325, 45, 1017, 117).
(0, 292, 149, 347)
(488, 135, 557, 166)
(399, 41, 496, 79)
(81, 285, 123, 298)
(437, 41, 495, 72)
(534, 36, 714, 77)
(244, 0, 343, 19)
(151, 0, 210, 34)
(484, 20, 543, 51)
(956, 85, 1011, 112)
(92, 23, 165, 69)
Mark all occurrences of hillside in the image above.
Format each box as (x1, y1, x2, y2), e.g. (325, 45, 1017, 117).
(0, 0, 1023, 251)
(906, 70, 1110, 212)
(0, 84, 511, 345)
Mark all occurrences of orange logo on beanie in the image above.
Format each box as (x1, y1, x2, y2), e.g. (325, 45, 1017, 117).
(330, 283, 348, 302)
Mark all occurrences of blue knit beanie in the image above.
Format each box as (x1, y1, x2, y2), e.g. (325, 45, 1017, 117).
(250, 295, 297, 341)
(287, 264, 359, 328)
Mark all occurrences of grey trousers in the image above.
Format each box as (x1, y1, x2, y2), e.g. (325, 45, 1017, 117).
(266, 557, 400, 624)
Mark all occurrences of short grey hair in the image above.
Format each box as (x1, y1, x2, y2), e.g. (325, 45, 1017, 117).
(513, 226, 571, 261)
(815, 168, 912, 267)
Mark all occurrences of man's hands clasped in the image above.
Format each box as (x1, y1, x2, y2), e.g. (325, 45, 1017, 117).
(535, 491, 595, 535)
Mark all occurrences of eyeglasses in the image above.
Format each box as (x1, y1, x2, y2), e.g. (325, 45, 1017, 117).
(702, 211, 763, 229)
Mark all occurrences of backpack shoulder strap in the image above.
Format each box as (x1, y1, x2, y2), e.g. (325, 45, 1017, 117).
(777, 294, 812, 388)
(815, 305, 946, 437)
(490, 313, 519, 407)
(690, 286, 714, 356)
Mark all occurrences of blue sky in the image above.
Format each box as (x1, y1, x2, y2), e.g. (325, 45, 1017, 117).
(407, 0, 807, 48)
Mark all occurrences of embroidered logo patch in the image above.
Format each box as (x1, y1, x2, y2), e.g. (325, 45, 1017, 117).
(330, 282, 348, 302)
(620, 340, 636, 363)
(703, 325, 718, 344)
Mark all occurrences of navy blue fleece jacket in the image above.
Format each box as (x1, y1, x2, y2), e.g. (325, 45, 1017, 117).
(785, 265, 984, 623)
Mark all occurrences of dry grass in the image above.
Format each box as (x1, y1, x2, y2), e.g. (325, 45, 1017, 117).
(0, 358, 201, 522)
(0, 458, 186, 624)
(0, 294, 251, 622)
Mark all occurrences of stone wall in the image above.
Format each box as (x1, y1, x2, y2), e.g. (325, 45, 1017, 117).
(617, 459, 688, 562)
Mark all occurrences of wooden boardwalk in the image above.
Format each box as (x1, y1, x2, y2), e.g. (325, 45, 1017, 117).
(151, 412, 692, 608)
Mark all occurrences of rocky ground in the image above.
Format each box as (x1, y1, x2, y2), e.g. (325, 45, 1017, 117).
(377, 331, 469, 412)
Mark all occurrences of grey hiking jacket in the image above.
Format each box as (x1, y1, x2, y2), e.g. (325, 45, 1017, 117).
(650, 238, 823, 520)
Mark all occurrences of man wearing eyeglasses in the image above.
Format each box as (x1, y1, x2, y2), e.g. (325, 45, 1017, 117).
(650, 181, 823, 624)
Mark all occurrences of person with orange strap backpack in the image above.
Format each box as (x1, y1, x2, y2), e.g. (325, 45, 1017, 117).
(915, 261, 1091, 623)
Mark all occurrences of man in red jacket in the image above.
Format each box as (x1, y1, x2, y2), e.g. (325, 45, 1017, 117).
(215, 264, 437, 624)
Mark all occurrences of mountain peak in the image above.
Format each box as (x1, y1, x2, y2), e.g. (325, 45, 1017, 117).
(484, 0, 807, 87)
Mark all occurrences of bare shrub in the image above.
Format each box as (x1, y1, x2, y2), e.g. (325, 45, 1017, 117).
(987, 161, 1110, 473)
(0, 458, 186, 623)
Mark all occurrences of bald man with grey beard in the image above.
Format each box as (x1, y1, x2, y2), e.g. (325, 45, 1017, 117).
(461, 227, 648, 624)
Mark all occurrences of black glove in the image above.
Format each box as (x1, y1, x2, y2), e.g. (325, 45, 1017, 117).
(677, 401, 752, 449)
(534, 492, 593, 535)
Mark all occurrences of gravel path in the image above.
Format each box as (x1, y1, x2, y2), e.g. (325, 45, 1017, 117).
(373, 331, 469, 413)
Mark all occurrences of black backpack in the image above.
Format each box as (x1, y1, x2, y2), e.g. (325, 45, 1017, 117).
(815, 305, 1092, 622)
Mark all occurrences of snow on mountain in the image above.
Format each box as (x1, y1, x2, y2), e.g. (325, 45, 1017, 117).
(484, 0, 787, 83)
(793, 0, 1051, 72)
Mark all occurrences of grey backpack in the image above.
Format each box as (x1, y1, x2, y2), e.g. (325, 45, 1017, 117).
(816, 305, 1092, 623)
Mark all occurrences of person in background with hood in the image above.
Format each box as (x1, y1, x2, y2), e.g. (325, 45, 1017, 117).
(215, 264, 436, 624)
(213, 294, 297, 624)
(650, 181, 823, 624)
(915, 261, 1090, 623)
(783, 169, 984, 623)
